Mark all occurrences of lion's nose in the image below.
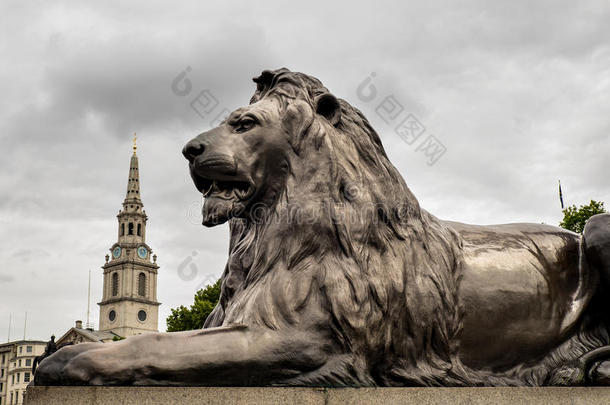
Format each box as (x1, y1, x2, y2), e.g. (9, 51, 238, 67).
(182, 139, 205, 163)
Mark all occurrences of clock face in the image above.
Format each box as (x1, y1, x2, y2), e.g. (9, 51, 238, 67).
(137, 246, 148, 259)
(112, 246, 121, 259)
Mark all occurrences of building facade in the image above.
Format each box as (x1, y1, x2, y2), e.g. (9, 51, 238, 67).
(0, 340, 45, 405)
(97, 138, 160, 337)
(56, 321, 119, 347)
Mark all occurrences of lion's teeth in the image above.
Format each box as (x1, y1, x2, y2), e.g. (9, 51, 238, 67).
(202, 181, 214, 197)
(235, 186, 251, 200)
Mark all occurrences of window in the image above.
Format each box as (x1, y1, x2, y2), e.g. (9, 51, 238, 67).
(16, 373, 19, 383)
(121, 223, 125, 236)
(23, 372, 30, 383)
(112, 272, 119, 296)
(11, 375, 14, 384)
(108, 310, 116, 322)
(137, 310, 147, 322)
(1, 368, 4, 377)
(2, 353, 4, 363)
(17, 360, 20, 367)
(138, 273, 146, 296)
(18, 347, 21, 354)
(128, 222, 134, 235)
(26, 346, 31, 353)
(137, 223, 141, 236)
(25, 359, 30, 367)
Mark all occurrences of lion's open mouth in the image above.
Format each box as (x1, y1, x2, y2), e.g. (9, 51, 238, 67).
(188, 164, 257, 226)
(193, 174, 254, 201)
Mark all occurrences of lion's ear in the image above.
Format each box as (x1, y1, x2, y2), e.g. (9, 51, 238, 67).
(252, 70, 275, 92)
(251, 70, 277, 104)
(315, 93, 341, 126)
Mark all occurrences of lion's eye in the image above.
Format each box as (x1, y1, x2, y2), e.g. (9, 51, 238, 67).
(234, 118, 256, 133)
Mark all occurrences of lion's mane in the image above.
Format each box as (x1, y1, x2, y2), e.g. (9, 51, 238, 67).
(202, 69, 481, 386)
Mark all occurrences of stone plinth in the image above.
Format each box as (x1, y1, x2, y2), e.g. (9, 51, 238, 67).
(25, 386, 610, 405)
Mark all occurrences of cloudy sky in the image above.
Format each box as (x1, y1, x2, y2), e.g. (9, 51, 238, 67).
(1, 0, 609, 341)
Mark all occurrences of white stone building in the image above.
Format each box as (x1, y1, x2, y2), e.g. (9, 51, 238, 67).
(0, 340, 45, 405)
(98, 137, 160, 337)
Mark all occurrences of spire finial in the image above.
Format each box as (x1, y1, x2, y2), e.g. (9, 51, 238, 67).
(133, 133, 137, 155)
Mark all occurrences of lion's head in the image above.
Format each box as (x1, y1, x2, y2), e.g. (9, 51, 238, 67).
(183, 68, 421, 229)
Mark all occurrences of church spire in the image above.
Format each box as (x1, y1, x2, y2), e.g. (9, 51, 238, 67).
(125, 133, 142, 205)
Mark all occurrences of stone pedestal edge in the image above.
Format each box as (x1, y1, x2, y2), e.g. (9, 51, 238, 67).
(26, 386, 610, 405)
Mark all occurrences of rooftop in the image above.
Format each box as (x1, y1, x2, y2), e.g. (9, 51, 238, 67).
(0, 340, 46, 349)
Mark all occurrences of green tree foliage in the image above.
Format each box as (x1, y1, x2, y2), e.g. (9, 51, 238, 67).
(166, 279, 221, 332)
(559, 200, 606, 234)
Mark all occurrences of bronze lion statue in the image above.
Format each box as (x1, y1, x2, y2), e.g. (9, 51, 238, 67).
(35, 68, 610, 386)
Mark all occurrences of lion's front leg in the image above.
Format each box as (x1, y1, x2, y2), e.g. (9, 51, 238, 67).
(35, 325, 332, 386)
(34, 330, 203, 386)
(34, 341, 146, 386)
(34, 342, 109, 385)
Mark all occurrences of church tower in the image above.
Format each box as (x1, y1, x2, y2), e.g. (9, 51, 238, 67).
(98, 135, 160, 337)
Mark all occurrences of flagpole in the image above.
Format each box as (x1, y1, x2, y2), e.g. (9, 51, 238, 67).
(23, 312, 27, 340)
(558, 180, 564, 210)
(86, 269, 91, 329)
